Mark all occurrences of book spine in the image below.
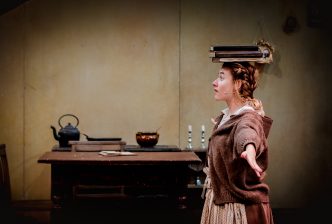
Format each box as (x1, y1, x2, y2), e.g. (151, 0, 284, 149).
(210, 45, 259, 51)
(209, 50, 263, 58)
(211, 57, 266, 63)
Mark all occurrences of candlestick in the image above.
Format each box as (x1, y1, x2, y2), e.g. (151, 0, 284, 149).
(187, 124, 193, 149)
(201, 124, 206, 149)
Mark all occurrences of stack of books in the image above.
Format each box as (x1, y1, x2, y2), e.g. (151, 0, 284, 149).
(209, 41, 273, 64)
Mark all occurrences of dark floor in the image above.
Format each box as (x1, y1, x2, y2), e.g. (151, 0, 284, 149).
(2, 200, 328, 224)
(3, 199, 202, 224)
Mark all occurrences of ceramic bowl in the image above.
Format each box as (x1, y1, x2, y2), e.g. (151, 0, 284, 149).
(136, 132, 159, 147)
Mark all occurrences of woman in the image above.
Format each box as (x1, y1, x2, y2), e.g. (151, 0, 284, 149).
(200, 62, 274, 224)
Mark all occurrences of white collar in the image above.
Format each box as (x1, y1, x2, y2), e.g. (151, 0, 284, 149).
(221, 104, 254, 117)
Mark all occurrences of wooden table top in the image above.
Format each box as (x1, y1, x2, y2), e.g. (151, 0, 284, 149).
(38, 151, 202, 165)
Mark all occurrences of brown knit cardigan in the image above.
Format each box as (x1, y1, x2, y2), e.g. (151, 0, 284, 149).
(207, 110, 273, 205)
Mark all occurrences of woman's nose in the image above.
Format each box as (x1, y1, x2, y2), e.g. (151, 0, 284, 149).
(212, 79, 217, 86)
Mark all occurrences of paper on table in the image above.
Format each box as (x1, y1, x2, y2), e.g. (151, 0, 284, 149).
(99, 151, 137, 156)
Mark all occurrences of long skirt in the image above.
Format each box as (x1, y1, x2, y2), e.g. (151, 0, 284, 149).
(200, 168, 274, 224)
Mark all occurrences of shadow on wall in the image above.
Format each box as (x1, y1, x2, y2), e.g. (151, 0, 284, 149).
(263, 50, 282, 78)
(0, 0, 30, 16)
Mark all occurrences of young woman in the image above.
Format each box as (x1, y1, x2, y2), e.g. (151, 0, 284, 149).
(200, 62, 274, 224)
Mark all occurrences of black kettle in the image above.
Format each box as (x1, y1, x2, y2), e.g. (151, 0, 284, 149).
(51, 114, 80, 147)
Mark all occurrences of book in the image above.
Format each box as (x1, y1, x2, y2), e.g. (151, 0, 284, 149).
(209, 50, 264, 58)
(211, 57, 269, 63)
(210, 45, 259, 52)
(209, 40, 274, 64)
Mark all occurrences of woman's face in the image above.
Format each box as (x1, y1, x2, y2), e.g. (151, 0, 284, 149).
(212, 67, 235, 101)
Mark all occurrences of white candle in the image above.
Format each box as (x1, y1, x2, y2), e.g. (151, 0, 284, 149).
(188, 125, 192, 132)
(201, 125, 205, 132)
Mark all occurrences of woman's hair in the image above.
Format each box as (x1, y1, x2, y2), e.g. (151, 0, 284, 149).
(222, 62, 264, 113)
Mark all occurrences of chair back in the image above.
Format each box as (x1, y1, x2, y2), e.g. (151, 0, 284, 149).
(0, 144, 11, 207)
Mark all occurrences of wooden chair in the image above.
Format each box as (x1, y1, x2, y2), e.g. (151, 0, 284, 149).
(0, 144, 52, 223)
(0, 144, 15, 223)
(0, 144, 11, 208)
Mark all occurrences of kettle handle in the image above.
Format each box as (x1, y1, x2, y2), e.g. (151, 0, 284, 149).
(58, 114, 79, 128)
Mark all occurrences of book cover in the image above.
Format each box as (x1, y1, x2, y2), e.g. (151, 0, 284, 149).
(210, 45, 259, 51)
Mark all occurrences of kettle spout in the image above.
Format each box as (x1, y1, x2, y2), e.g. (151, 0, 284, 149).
(50, 126, 60, 141)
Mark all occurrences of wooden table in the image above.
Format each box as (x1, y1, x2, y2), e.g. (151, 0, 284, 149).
(38, 150, 202, 210)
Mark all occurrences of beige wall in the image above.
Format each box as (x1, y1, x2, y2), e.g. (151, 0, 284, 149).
(1, 0, 331, 209)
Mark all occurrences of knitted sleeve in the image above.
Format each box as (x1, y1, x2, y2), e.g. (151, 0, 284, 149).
(233, 112, 265, 157)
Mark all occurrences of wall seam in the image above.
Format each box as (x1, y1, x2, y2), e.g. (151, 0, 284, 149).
(22, 3, 27, 200)
(178, 0, 182, 149)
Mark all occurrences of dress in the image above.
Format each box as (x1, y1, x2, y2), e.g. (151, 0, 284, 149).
(200, 105, 274, 224)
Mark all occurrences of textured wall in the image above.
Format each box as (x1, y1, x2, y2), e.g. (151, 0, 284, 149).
(0, 0, 180, 200)
(0, 0, 331, 209)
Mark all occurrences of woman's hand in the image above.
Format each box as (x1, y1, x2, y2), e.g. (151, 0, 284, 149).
(240, 143, 263, 178)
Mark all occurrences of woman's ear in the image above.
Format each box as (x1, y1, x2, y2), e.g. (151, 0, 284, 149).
(234, 79, 242, 92)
